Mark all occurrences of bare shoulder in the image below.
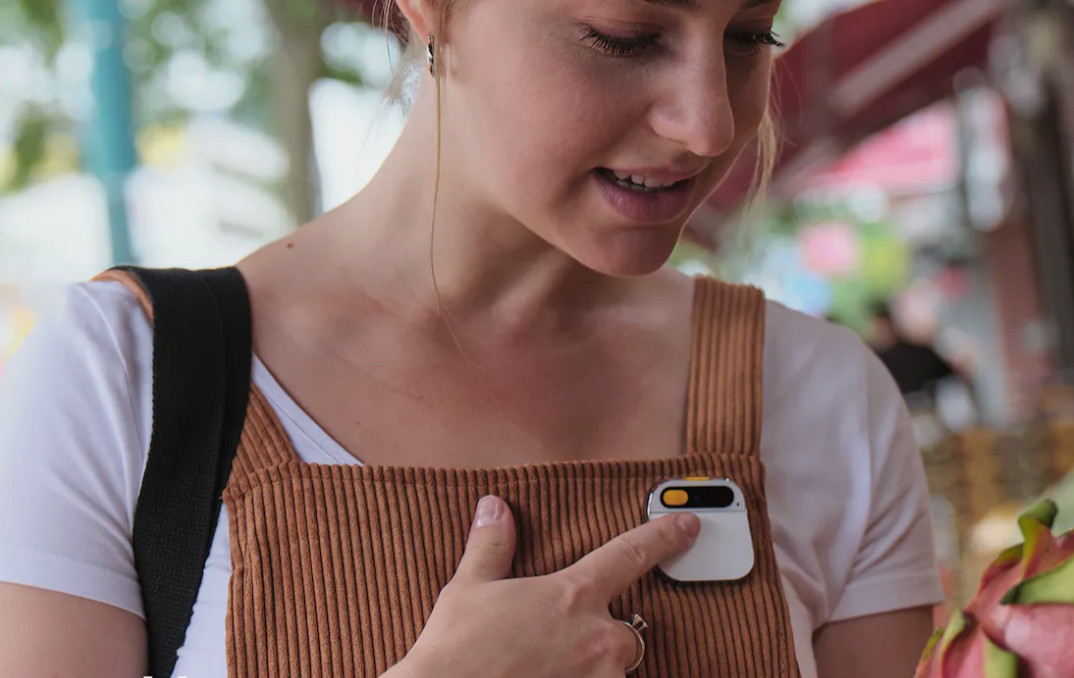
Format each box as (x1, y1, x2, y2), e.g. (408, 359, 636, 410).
(235, 225, 319, 303)
(0, 582, 147, 676)
(234, 219, 344, 345)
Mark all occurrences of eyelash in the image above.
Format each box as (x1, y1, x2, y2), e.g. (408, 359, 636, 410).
(584, 27, 661, 57)
(728, 30, 787, 54)
(583, 26, 786, 58)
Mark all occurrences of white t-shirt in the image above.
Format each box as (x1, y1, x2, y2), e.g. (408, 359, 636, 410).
(0, 280, 944, 678)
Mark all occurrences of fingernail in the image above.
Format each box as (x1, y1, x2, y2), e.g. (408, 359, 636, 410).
(677, 513, 701, 537)
(474, 495, 501, 527)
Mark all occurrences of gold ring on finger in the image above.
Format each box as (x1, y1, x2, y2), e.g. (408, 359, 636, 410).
(621, 613, 648, 673)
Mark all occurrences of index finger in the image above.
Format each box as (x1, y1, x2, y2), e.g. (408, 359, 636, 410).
(560, 513, 700, 602)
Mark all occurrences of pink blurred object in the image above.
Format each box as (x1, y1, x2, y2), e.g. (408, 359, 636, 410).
(789, 107, 960, 197)
(799, 220, 861, 276)
(915, 503, 1074, 678)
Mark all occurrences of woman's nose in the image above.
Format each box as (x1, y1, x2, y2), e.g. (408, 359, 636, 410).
(649, 56, 737, 159)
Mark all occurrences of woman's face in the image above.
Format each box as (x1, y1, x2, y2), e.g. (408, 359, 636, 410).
(439, 0, 782, 276)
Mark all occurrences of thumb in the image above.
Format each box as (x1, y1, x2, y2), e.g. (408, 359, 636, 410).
(455, 495, 517, 583)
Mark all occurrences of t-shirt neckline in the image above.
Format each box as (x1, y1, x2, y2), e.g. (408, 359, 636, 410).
(250, 354, 362, 466)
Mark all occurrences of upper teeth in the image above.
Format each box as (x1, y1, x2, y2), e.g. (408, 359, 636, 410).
(611, 170, 677, 189)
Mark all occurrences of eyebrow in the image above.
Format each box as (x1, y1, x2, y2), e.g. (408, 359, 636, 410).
(637, 0, 779, 12)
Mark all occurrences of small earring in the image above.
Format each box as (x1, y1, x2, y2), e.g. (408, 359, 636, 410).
(427, 35, 436, 76)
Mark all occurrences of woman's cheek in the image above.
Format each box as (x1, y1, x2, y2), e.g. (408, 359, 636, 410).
(731, 56, 774, 134)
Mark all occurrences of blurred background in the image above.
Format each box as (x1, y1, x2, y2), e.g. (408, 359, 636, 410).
(0, 0, 1072, 612)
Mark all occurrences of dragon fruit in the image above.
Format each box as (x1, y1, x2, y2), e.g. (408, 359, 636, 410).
(915, 500, 1074, 678)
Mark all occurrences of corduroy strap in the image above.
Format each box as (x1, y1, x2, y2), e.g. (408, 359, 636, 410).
(93, 266, 253, 678)
(686, 277, 766, 458)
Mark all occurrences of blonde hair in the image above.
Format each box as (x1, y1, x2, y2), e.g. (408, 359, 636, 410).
(747, 105, 780, 216)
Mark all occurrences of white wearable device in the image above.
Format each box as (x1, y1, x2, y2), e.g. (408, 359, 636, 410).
(646, 477, 755, 582)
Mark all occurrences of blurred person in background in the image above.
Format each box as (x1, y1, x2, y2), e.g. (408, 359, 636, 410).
(0, 0, 943, 677)
(868, 301, 980, 433)
(868, 302, 961, 400)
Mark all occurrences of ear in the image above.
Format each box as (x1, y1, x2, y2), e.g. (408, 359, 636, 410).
(393, 0, 439, 41)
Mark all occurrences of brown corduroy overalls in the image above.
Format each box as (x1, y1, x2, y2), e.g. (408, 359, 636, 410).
(114, 272, 800, 678)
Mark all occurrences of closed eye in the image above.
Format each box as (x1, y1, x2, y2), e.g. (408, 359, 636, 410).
(726, 30, 785, 55)
(582, 26, 785, 59)
(583, 26, 662, 58)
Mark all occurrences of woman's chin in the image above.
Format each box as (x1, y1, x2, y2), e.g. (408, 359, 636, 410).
(574, 229, 681, 278)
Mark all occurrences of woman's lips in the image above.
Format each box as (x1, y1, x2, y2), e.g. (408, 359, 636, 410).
(593, 169, 696, 224)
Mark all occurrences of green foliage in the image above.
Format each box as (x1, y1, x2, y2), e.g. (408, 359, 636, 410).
(2, 0, 371, 194)
(125, 0, 254, 127)
(703, 197, 910, 327)
(0, 0, 70, 193)
(1, 0, 65, 60)
(10, 108, 51, 191)
(270, 0, 323, 26)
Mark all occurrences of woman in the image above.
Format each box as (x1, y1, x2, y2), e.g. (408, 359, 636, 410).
(0, 0, 943, 675)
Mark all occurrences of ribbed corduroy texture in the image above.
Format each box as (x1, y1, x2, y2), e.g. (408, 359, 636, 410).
(222, 277, 800, 678)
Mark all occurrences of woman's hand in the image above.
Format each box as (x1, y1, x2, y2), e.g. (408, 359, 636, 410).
(391, 495, 701, 678)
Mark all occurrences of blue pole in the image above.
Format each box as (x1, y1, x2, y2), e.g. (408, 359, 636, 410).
(72, 0, 137, 265)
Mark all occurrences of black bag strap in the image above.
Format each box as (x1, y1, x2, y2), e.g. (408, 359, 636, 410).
(117, 266, 252, 678)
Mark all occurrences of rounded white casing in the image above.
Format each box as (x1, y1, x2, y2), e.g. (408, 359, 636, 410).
(646, 478, 755, 582)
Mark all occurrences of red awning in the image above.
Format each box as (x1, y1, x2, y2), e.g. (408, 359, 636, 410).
(790, 104, 960, 196)
(705, 0, 1004, 215)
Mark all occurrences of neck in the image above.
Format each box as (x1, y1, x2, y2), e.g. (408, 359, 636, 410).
(317, 87, 646, 337)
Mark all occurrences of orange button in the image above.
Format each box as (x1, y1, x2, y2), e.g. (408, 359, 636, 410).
(683, 476, 710, 482)
(662, 489, 689, 507)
